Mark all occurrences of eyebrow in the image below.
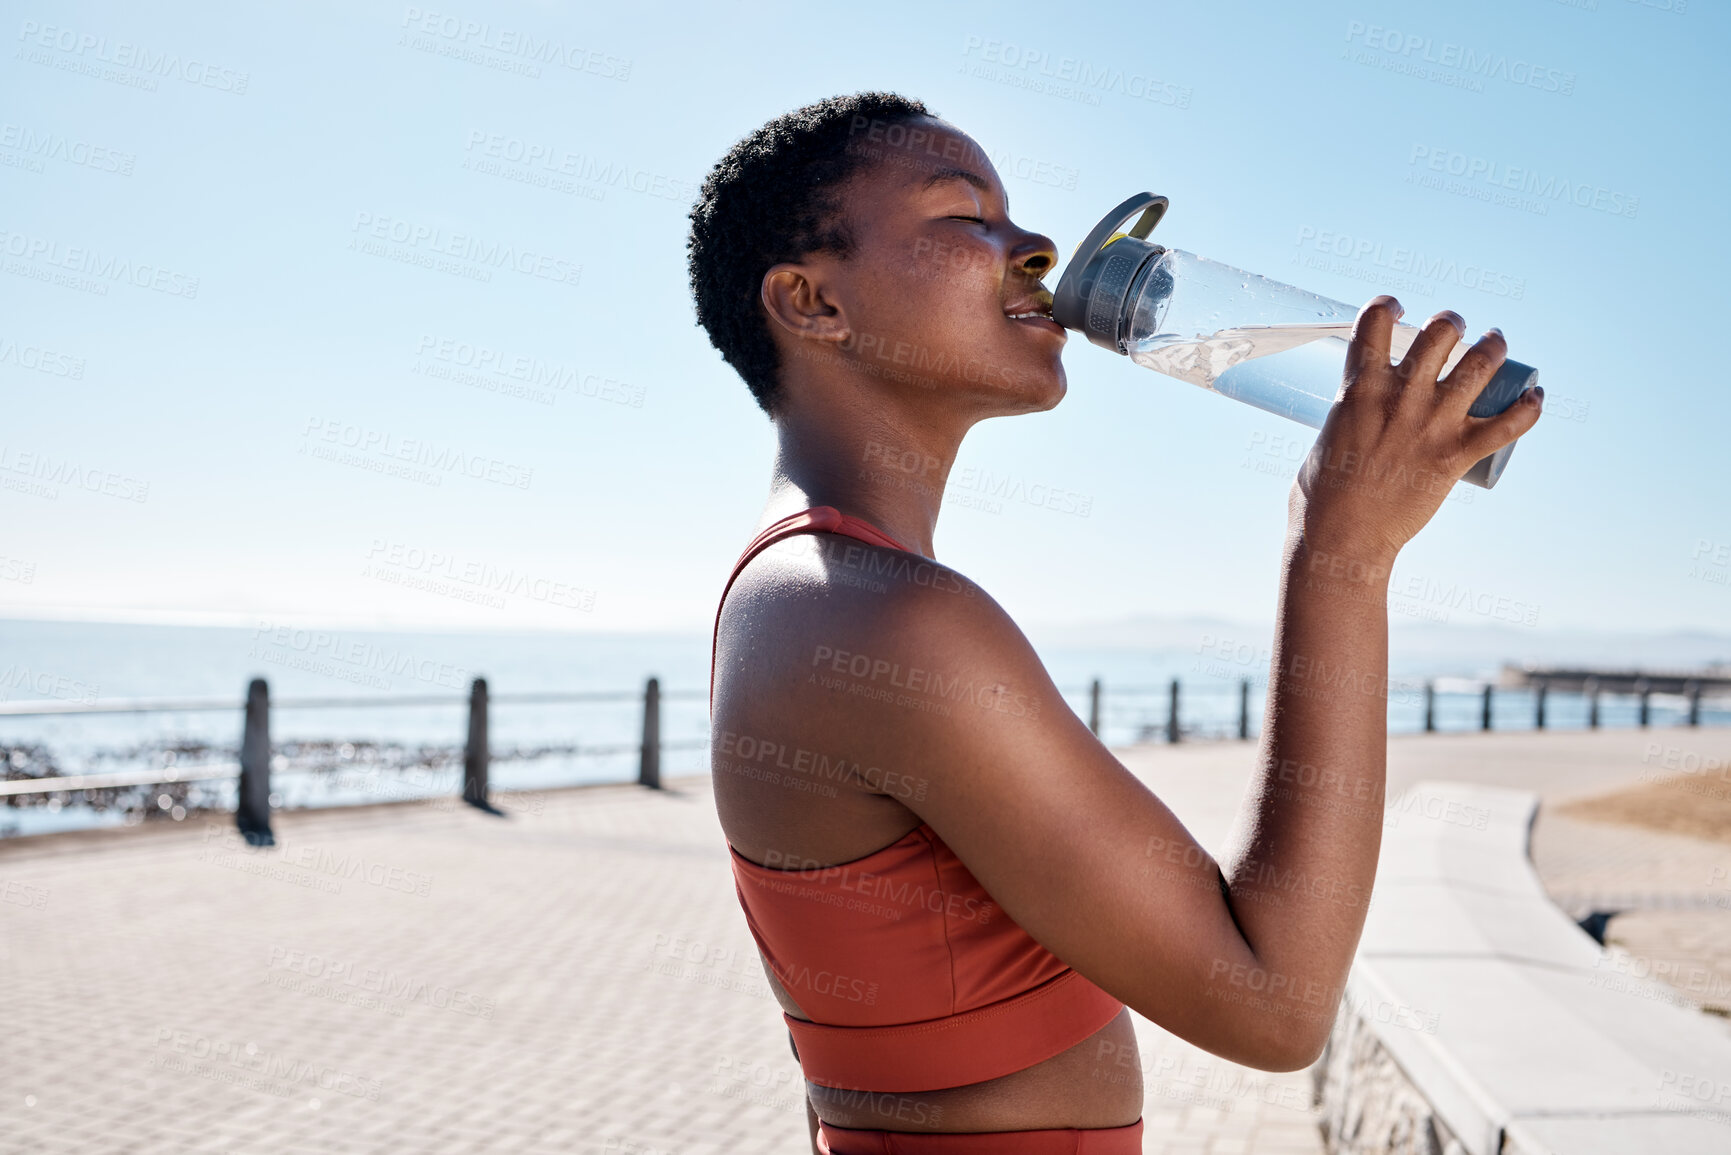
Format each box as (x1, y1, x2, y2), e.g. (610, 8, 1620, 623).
(921, 167, 1006, 212)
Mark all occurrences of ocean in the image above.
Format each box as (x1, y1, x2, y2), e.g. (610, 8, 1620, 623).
(2, 616, 1723, 838)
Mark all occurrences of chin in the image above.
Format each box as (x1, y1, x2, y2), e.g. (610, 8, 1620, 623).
(1028, 358, 1069, 408)
(1030, 379, 1067, 413)
(991, 368, 1067, 415)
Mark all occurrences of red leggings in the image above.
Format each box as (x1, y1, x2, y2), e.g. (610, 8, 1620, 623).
(817, 1118, 1144, 1153)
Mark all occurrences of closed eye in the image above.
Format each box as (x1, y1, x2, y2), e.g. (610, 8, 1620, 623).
(948, 215, 985, 224)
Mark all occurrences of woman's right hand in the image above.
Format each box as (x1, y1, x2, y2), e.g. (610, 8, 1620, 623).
(1293, 295, 1543, 568)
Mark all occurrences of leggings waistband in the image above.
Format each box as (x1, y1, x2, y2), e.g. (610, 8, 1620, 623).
(817, 1118, 1144, 1154)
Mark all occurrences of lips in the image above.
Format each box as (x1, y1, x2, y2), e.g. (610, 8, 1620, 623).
(1004, 290, 1059, 326)
(1004, 293, 1064, 340)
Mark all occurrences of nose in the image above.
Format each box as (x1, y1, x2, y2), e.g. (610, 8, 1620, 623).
(1012, 231, 1059, 282)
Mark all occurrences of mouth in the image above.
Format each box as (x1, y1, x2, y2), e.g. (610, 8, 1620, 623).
(1004, 292, 1064, 335)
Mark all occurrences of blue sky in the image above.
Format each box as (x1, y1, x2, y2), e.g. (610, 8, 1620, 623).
(3, 0, 1726, 637)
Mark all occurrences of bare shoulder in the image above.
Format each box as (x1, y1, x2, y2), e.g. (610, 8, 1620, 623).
(711, 532, 1034, 862)
(714, 532, 1015, 712)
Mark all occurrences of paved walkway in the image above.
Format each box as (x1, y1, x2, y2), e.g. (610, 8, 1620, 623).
(2, 729, 1727, 1153)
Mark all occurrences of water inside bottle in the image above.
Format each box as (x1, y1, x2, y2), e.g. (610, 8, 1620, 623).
(1127, 323, 1465, 431)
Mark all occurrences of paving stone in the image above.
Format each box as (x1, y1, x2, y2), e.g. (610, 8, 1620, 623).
(20, 730, 1710, 1153)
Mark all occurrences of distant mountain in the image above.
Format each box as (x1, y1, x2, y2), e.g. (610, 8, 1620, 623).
(1025, 615, 1731, 680)
(1023, 614, 1259, 653)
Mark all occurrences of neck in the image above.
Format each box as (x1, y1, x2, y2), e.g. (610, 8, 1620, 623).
(765, 387, 971, 559)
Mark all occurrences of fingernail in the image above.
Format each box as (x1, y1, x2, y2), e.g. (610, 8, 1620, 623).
(1525, 385, 1544, 407)
(1487, 326, 1504, 339)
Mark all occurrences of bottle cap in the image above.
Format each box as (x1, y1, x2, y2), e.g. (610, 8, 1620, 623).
(1051, 193, 1170, 352)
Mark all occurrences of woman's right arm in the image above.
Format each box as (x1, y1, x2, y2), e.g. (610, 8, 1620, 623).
(1208, 297, 1543, 1064)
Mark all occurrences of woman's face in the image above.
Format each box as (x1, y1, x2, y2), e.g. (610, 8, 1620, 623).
(821, 116, 1067, 415)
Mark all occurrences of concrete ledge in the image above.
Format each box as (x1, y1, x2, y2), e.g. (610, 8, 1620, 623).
(1318, 781, 1731, 1155)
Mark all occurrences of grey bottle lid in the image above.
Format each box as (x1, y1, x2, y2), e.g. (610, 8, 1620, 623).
(1051, 192, 1169, 352)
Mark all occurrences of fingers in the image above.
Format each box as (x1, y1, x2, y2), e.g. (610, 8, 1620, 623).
(1396, 311, 1467, 391)
(1342, 296, 1402, 387)
(1438, 328, 1510, 415)
(1460, 383, 1543, 462)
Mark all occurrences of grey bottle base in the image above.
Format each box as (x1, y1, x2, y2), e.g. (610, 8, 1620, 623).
(1462, 442, 1516, 489)
(1459, 359, 1538, 490)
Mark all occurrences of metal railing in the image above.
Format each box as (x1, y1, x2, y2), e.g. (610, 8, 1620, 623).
(1075, 677, 1258, 743)
(4, 671, 1721, 844)
(0, 677, 704, 845)
(1075, 675, 1724, 744)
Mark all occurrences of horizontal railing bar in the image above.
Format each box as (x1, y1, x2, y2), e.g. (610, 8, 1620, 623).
(0, 689, 711, 717)
(1060, 684, 1722, 698)
(274, 695, 462, 708)
(3, 682, 1710, 720)
(490, 690, 704, 703)
(2, 738, 716, 797)
(533, 738, 709, 756)
(488, 691, 640, 704)
(1, 765, 237, 796)
(0, 698, 243, 717)
(1062, 684, 1244, 696)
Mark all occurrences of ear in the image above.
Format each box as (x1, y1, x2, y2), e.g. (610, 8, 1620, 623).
(761, 262, 850, 345)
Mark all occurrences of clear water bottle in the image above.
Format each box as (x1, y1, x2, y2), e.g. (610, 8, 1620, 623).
(1051, 193, 1538, 488)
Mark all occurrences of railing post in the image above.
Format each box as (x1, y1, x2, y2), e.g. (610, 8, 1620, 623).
(1481, 684, 1494, 732)
(462, 677, 493, 811)
(1238, 678, 1251, 741)
(1585, 677, 1600, 729)
(1424, 682, 1436, 733)
(1636, 678, 1651, 728)
(639, 677, 661, 789)
(1087, 678, 1102, 738)
(1166, 678, 1180, 744)
(236, 677, 274, 847)
(1686, 680, 1701, 727)
(1534, 679, 1547, 731)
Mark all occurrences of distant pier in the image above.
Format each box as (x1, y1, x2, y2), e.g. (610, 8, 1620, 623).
(1500, 664, 1731, 696)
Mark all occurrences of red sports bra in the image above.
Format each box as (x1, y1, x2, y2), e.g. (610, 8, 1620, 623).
(712, 507, 1123, 1093)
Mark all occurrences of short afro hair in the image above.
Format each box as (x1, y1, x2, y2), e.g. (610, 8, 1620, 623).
(687, 92, 933, 415)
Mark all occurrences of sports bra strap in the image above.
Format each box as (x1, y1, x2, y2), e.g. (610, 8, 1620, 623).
(710, 507, 916, 710)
